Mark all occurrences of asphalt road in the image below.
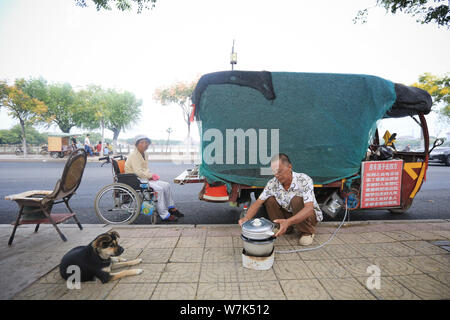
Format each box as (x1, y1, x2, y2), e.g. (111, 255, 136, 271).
(0, 161, 449, 225)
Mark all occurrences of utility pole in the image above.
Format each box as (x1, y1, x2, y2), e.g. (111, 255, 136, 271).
(230, 39, 237, 70)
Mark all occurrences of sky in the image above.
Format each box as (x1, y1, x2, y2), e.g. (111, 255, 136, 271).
(0, 0, 449, 142)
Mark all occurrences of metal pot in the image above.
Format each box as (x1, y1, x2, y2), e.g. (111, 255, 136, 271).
(241, 218, 276, 256)
(241, 235, 275, 256)
(241, 217, 275, 240)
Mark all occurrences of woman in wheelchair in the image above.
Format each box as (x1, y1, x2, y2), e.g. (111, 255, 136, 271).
(124, 135, 183, 222)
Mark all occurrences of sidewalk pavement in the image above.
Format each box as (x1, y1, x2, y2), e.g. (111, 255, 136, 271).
(0, 154, 199, 163)
(1, 220, 449, 300)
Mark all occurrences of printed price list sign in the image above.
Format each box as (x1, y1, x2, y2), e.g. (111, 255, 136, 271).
(360, 160, 403, 208)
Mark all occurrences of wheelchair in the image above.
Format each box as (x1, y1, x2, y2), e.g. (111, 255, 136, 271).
(94, 155, 158, 225)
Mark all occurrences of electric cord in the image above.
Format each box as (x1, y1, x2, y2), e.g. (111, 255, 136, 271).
(274, 202, 349, 254)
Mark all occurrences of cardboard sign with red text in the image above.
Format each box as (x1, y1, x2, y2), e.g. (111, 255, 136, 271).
(360, 160, 403, 208)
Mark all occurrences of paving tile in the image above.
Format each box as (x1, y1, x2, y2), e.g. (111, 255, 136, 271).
(401, 241, 450, 255)
(335, 233, 372, 244)
(170, 247, 203, 263)
(196, 282, 240, 300)
(355, 276, 420, 300)
(118, 238, 151, 250)
(239, 281, 286, 300)
(202, 247, 234, 263)
(376, 242, 420, 257)
(145, 237, 179, 248)
(280, 279, 331, 300)
(139, 248, 173, 263)
(296, 247, 334, 261)
(199, 262, 238, 283)
(312, 233, 345, 245)
(394, 274, 450, 299)
(148, 229, 182, 237)
(359, 232, 397, 243)
(176, 236, 206, 248)
(429, 254, 450, 266)
(111, 229, 159, 238)
(401, 255, 449, 274)
(118, 263, 165, 283)
(121, 248, 144, 260)
(180, 227, 207, 237)
(273, 260, 315, 280)
(369, 257, 423, 276)
(351, 243, 392, 258)
(158, 263, 201, 283)
(380, 231, 421, 241)
(237, 265, 278, 282)
(318, 277, 376, 300)
(58, 282, 116, 300)
(427, 272, 450, 287)
(403, 230, 446, 241)
(273, 236, 292, 246)
(232, 235, 243, 248)
(324, 244, 364, 259)
(205, 236, 233, 248)
(207, 227, 241, 237)
(273, 246, 302, 261)
(337, 258, 374, 278)
(13, 283, 67, 300)
(105, 283, 156, 300)
(432, 230, 450, 239)
(151, 283, 197, 300)
(304, 259, 352, 279)
(37, 267, 66, 284)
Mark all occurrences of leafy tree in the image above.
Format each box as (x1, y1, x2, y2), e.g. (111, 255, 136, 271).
(412, 72, 450, 135)
(18, 78, 83, 133)
(104, 89, 142, 148)
(75, 0, 157, 13)
(154, 80, 197, 139)
(0, 81, 48, 156)
(354, 0, 449, 27)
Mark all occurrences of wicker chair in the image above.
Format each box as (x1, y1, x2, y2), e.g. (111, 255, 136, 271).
(5, 149, 87, 245)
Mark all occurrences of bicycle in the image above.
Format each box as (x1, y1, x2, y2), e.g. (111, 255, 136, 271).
(94, 155, 158, 225)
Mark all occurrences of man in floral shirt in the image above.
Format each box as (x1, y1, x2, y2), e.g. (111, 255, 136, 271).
(239, 153, 322, 245)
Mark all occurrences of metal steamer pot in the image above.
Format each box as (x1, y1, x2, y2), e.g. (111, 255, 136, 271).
(241, 218, 276, 256)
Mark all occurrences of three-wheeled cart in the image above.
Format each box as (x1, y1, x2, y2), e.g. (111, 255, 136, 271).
(174, 71, 438, 219)
(48, 134, 73, 159)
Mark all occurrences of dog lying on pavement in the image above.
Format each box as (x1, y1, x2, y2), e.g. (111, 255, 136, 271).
(59, 230, 143, 283)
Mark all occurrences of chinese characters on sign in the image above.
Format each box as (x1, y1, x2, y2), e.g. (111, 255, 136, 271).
(360, 160, 403, 208)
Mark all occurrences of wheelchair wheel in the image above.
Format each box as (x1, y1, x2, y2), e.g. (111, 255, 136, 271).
(94, 183, 141, 225)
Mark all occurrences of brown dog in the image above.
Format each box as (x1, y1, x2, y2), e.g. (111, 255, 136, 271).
(59, 230, 143, 283)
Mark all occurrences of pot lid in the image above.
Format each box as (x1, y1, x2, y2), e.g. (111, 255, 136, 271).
(241, 218, 275, 239)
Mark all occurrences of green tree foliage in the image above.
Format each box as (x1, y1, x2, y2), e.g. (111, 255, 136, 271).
(154, 80, 197, 138)
(18, 78, 87, 133)
(0, 125, 47, 145)
(412, 73, 450, 117)
(0, 81, 48, 156)
(104, 89, 142, 146)
(412, 73, 450, 136)
(355, 0, 449, 27)
(75, 0, 157, 13)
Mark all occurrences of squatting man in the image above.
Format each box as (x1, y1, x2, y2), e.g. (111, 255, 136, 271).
(239, 153, 323, 245)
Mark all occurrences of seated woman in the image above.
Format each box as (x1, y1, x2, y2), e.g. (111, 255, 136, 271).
(124, 135, 183, 222)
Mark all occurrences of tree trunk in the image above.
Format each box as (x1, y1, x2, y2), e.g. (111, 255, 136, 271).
(112, 128, 120, 153)
(100, 118, 105, 157)
(19, 119, 27, 158)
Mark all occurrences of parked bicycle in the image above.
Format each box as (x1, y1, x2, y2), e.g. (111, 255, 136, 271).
(94, 155, 158, 225)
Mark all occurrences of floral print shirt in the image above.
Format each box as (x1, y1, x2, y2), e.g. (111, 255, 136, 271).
(259, 171, 323, 222)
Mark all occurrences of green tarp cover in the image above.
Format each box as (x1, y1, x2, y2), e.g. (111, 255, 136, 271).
(196, 72, 397, 188)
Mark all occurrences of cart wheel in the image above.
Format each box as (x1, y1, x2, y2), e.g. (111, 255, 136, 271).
(94, 183, 142, 225)
(50, 152, 59, 159)
(58, 152, 64, 158)
(389, 202, 412, 214)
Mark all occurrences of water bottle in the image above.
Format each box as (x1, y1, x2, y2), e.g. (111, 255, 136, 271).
(141, 201, 154, 215)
